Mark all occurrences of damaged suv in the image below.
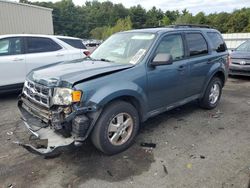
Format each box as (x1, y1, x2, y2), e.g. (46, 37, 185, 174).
(18, 25, 229, 155)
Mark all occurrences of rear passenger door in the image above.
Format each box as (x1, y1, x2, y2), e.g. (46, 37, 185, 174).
(184, 32, 212, 96)
(24, 37, 68, 74)
(0, 37, 26, 86)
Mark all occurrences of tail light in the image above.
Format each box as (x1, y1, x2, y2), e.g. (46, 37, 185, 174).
(83, 50, 91, 56)
(226, 55, 231, 68)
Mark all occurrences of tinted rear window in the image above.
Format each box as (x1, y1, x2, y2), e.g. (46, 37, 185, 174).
(207, 32, 227, 52)
(26, 37, 62, 53)
(59, 38, 86, 49)
(186, 33, 208, 57)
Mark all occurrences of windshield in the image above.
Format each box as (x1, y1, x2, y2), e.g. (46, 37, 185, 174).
(236, 41, 250, 52)
(90, 32, 156, 64)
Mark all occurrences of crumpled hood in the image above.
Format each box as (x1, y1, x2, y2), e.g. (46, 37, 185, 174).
(231, 51, 250, 59)
(27, 59, 134, 87)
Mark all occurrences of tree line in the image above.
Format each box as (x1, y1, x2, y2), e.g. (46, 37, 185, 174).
(19, 0, 250, 39)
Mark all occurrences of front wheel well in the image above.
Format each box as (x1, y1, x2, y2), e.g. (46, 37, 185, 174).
(102, 96, 143, 122)
(213, 71, 225, 86)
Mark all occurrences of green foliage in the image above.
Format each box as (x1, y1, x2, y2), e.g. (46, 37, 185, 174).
(90, 16, 132, 39)
(19, 0, 250, 38)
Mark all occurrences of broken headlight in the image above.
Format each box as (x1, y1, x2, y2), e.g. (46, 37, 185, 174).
(52, 88, 82, 105)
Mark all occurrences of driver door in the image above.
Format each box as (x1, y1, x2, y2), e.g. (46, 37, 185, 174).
(146, 33, 189, 111)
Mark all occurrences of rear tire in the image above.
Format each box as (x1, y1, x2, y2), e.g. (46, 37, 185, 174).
(91, 101, 139, 155)
(199, 77, 223, 109)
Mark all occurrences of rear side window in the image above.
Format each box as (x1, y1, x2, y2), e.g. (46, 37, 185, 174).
(26, 37, 62, 53)
(186, 33, 208, 57)
(207, 32, 227, 52)
(0, 37, 22, 56)
(58, 38, 86, 49)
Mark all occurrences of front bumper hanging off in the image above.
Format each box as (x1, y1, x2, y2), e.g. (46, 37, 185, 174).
(17, 101, 75, 156)
(17, 95, 101, 156)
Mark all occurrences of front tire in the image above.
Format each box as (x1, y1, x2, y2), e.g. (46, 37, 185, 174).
(199, 77, 223, 109)
(91, 101, 139, 155)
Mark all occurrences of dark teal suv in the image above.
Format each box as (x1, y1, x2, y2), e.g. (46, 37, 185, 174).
(18, 25, 229, 155)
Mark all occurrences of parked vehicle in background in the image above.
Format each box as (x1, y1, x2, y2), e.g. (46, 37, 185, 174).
(83, 39, 102, 47)
(0, 34, 90, 93)
(229, 40, 250, 76)
(18, 25, 229, 156)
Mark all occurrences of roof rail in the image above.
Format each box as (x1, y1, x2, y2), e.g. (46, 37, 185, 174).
(168, 24, 211, 29)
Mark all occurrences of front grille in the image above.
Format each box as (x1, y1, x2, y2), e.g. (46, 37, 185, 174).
(23, 80, 52, 108)
(231, 59, 250, 65)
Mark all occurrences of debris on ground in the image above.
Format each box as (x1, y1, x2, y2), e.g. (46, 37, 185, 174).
(218, 127, 225, 130)
(190, 154, 196, 159)
(186, 163, 192, 169)
(200, 155, 206, 159)
(7, 131, 13, 136)
(163, 165, 168, 175)
(107, 170, 113, 177)
(140, 142, 156, 148)
(171, 146, 177, 150)
(0, 155, 9, 159)
(210, 110, 223, 118)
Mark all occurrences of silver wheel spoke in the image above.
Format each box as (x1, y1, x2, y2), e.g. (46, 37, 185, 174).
(121, 130, 128, 139)
(123, 118, 132, 128)
(117, 114, 124, 124)
(108, 122, 119, 132)
(111, 132, 120, 143)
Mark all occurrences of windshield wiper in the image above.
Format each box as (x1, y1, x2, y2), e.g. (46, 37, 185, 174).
(99, 58, 112, 62)
(83, 56, 112, 62)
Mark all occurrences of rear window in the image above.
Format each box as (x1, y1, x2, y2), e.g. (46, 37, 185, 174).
(207, 32, 227, 52)
(58, 38, 86, 49)
(186, 33, 208, 57)
(26, 37, 62, 53)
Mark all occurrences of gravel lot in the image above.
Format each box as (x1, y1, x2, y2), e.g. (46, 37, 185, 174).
(0, 77, 250, 188)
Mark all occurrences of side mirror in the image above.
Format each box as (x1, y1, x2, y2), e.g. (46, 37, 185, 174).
(151, 53, 173, 66)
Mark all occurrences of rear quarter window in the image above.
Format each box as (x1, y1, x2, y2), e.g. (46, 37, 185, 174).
(58, 38, 86, 49)
(26, 37, 62, 53)
(207, 32, 227, 53)
(186, 33, 208, 57)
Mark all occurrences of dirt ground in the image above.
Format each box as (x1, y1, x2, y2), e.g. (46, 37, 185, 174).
(0, 77, 250, 188)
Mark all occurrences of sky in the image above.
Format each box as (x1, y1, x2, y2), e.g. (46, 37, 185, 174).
(27, 0, 250, 14)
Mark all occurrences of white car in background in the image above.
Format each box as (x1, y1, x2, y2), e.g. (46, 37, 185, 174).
(0, 34, 90, 93)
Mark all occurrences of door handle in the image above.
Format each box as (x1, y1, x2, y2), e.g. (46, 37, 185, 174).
(177, 65, 186, 71)
(13, 58, 24, 61)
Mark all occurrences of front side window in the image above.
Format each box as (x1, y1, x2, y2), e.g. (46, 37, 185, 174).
(90, 32, 156, 65)
(155, 34, 184, 61)
(207, 32, 227, 52)
(0, 37, 22, 56)
(236, 40, 250, 52)
(26, 37, 62, 53)
(186, 33, 208, 57)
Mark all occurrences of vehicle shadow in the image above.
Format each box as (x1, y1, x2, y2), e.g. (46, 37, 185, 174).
(52, 101, 200, 186)
(229, 75, 250, 82)
(0, 91, 21, 102)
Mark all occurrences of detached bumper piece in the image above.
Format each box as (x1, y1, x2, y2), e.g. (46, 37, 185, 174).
(18, 99, 74, 156)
